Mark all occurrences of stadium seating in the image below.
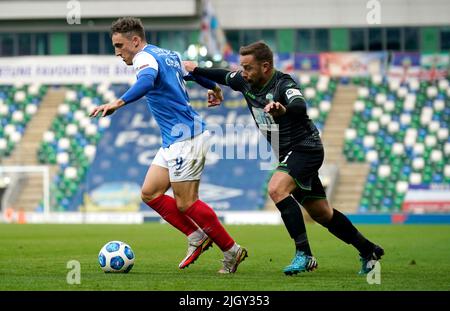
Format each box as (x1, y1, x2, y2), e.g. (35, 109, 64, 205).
(344, 75, 450, 212)
(36, 83, 112, 211)
(0, 83, 47, 159)
(296, 74, 337, 131)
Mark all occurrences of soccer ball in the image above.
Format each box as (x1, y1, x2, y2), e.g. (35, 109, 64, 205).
(98, 241, 135, 273)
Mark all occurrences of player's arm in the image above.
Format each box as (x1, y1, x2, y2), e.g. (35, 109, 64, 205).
(264, 83, 307, 118)
(184, 61, 247, 105)
(184, 61, 230, 86)
(120, 69, 156, 104)
(90, 69, 156, 117)
(180, 59, 223, 106)
(183, 73, 223, 107)
(90, 52, 158, 118)
(283, 86, 307, 115)
(183, 72, 216, 90)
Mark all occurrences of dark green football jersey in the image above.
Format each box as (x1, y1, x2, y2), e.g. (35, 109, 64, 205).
(225, 70, 323, 156)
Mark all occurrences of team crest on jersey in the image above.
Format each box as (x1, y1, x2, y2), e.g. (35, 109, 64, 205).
(265, 93, 274, 103)
(285, 88, 302, 99)
(230, 72, 237, 78)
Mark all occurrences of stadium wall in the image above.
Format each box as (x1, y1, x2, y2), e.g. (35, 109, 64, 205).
(212, 0, 450, 28)
(4, 211, 450, 225)
(2, 0, 449, 28)
(1, 1, 449, 56)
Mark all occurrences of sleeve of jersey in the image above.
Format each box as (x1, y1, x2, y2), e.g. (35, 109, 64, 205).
(183, 73, 217, 90)
(120, 69, 156, 104)
(120, 52, 158, 104)
(175, 52, 216, 90)
(133, 51, 158, 76)
(192, 68, 245, 92)
(224, 71, 246, 91)
(283, 86, 307, 115)
(192, 67, 227, 86)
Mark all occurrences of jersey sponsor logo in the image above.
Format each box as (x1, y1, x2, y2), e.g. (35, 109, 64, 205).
(251, 106, 275, 127)
(285, 88, 302, 99)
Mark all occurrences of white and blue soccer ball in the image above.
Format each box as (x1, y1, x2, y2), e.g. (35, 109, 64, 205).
(98, 241, 135, 273)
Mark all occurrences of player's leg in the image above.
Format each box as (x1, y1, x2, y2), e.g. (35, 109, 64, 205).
(296, 176, 384, 274)
(268, 171, 317, 275)
(141, 153, 200, 237)
(169, 131, 247, 273)
(268, 171, 313, 256)
(172, 180, 247, 273)
(142, 157, 210, 269)
(172, 180, 234, 252)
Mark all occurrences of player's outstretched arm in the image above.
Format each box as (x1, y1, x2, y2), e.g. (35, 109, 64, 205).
(183, 61, 230, 86)
(120, 72, 156, 104)
(184, 72, 217, 90)
(184, 73, 224, 107)
(90, 72, 156, 118)
(182, 61, 224, 107)
(89, 99, 126, 117)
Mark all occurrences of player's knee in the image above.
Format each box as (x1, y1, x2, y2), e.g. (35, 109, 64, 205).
(268, 184, 289, 203)
(312, 212, 332, 225)
(141, 190, 162, 203)
(309, 202, 333, 225)
(175, 198, 196, 213)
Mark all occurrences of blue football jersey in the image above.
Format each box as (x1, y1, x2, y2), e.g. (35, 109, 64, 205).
(132, 44, 205, 147)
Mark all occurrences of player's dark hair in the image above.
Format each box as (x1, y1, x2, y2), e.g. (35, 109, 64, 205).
(110, 17, 146, 41)
(239, 41, 273, 67)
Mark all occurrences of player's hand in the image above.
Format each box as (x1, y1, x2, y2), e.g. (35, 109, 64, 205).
(89, 99, 124, 117)
(207, 85, 223, 107)
(183, 61, 198, 72)
(264, 101, 286, 118)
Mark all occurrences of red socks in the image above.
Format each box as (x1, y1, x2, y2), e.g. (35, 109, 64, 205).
(146, 195, 198, 236)
(185, 200, 235, 251)
(147, 196, 235, 252)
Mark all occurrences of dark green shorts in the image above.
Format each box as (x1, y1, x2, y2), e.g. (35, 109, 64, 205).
(277, 149, 327, 204)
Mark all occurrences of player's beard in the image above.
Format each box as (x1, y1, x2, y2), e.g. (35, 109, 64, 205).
(248, 75, 264, 88)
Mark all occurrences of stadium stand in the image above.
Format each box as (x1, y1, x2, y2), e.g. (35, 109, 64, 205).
(36, 84, 112, 211)
(0, 83, 47, 159)
(344, 76, 450, 212)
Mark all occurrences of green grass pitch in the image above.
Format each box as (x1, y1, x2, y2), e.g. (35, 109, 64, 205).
(0, 223, 449, 290)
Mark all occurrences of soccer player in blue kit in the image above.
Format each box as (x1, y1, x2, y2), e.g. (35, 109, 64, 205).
(90, 17, 247, 273)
